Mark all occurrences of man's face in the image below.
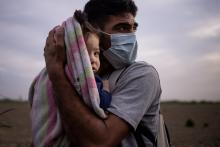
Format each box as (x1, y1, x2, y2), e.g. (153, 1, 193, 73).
(100, 12, 138, 49)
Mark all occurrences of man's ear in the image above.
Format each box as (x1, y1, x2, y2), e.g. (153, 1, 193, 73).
(98, 53, 114, 75)
(99, 33, 111, 50)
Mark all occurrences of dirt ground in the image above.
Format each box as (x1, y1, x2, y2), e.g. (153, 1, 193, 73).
(161, 102, 220, 147)
(0, 100, 220, 147)
(0, 100, 31, 147)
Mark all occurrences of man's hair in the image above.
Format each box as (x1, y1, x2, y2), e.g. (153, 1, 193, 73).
(83, 0, 138, 28)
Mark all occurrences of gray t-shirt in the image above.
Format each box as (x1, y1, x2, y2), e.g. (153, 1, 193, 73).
(107, 61, 161, 147)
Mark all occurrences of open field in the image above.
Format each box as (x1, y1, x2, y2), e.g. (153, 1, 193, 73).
(0, 100, 220, 147)
(0, 100, 31, 147)
(161, 101, 220, 147)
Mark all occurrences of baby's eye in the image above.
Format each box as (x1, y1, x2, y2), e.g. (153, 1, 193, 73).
(94, 51, 100, 57)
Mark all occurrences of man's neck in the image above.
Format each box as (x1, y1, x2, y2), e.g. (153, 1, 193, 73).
(98, 60, 114, 77)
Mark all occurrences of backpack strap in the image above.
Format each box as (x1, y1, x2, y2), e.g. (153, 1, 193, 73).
(135, 114, 172, 147)
(165, 122, 171, 145)
(157, 114, 171, 147)
(135, 124, 157, 147)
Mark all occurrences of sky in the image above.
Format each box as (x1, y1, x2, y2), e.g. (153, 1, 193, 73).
(0, 0, 220, 101)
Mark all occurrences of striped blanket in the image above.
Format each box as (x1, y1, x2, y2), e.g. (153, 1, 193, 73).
(29, 16, 107, 147)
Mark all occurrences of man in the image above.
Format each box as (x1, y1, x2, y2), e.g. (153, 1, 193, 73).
(44, 0, 161, 146)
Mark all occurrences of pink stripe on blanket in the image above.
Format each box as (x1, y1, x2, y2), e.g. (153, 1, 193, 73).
(80, 84, 91, 105)
(66, 52, 74, 81)
(69, 42, 79, 53)
(45, 80, 57, 146)
(86, 77, 97, 88)
(65, 66, 74, 84)
(76, 36, 85, 49)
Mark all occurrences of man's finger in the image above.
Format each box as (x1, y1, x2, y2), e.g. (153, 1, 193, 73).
(49, 25, 59, 36)
(47, 26, 59, 45)
(55, 26, 65, 47)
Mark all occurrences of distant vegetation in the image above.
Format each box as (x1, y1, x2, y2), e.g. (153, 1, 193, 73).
(203, 122, 209, 128)
(185, 118, 195, 128)
(0, 98, 27, 103)
(161, 100, 220, 104)
(0, 97, 219, 104)
(0, 94, 26, 102)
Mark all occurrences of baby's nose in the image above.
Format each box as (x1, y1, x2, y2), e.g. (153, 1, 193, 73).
(89, 54, 95, 62)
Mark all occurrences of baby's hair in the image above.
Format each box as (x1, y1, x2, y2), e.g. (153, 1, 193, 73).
(74, 10, 101, 38)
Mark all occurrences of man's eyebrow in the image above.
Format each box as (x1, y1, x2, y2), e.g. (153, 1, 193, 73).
(113, 22, 132, 29)
(113, 22, 139, 30)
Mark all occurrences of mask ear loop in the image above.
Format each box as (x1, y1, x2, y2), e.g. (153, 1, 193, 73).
(84, 21, 101, 34)
(83, 21, 112, 50)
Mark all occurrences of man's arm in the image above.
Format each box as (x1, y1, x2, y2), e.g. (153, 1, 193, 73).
(44, 26, 131, 147)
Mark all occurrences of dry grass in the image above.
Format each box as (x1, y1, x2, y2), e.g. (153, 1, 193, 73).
(161, 102, 220, 147)
(0, 100, 31, 146)
(0, 100, 220, 147)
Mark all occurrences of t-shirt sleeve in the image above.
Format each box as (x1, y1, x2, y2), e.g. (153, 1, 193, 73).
(107, 62, 161, 130)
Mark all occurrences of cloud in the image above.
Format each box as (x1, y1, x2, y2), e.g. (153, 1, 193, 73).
(0, 50, 44, 78)
(202, 51, 220, 63)
(198, 51, 220, 74)
(160, 53, 220, 101)
(189, 20, 220, 39)
(0, 67, 7, 73)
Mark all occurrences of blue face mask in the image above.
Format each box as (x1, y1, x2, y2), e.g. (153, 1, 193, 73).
(101, 32, 138, 69)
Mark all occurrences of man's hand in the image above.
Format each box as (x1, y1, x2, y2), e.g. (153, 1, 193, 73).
(44, 26, 66, 80)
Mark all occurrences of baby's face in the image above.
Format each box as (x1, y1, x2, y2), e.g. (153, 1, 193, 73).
(85, 33, 100, 73)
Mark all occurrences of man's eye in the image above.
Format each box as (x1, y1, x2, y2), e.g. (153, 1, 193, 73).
(113, 23, 135, 33)
(119, 27, 126, 31)
(116, 26, 130, 33)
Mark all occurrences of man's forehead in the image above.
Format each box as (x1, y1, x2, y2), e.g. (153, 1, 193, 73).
(102, 12, 138, 33)
(108, 13, 136, 25)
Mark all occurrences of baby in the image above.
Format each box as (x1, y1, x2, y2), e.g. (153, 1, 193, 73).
(75, 10, 111, 110)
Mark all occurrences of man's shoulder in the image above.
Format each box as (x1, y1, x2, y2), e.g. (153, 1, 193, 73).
(129, 61, 155, 68)
(110, 61, 160, 88)
(123, 61, 159, 77)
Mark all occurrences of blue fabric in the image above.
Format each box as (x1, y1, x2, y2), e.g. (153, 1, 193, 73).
(95, 75, 112, 110)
